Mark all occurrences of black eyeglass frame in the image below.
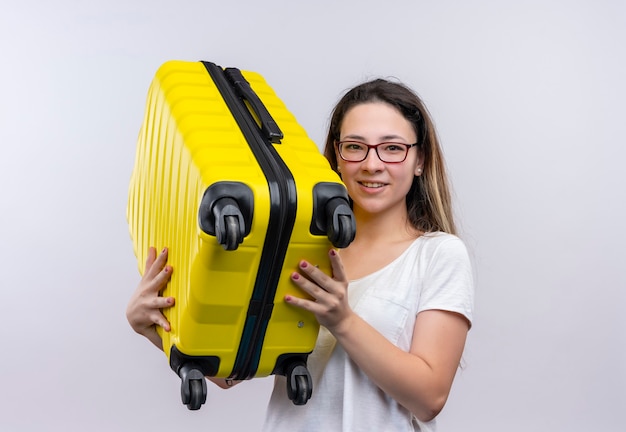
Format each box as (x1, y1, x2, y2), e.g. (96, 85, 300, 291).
(335, 140, 419, 163)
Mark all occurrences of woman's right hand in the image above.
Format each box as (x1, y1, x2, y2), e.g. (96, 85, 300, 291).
(126, 247, 175, 350)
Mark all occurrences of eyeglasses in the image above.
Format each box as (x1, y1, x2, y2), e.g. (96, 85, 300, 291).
(336, 141, 418, 163)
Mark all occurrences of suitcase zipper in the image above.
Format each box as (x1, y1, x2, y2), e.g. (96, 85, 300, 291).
(202, 62, 298, 380)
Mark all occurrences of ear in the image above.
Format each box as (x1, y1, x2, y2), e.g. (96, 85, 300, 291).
(335, 149, 344, 175)
(414, 160, 424, 176)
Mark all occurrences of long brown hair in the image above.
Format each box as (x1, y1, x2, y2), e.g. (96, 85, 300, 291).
(323, 79, 457, 235)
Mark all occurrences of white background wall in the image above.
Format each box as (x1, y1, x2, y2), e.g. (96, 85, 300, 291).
(1, 1, 624, 430)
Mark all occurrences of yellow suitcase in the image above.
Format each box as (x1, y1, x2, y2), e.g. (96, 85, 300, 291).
(127, 60, 355, 409)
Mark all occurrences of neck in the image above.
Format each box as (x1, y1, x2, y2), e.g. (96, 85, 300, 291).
(351, 206, 420, 245)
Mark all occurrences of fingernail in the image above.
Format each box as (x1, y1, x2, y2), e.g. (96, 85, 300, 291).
(291, 272, 300, 280)
(330, 249, 337, 257)
(161, 247, 167, 254)
(300, 261, 308, 269)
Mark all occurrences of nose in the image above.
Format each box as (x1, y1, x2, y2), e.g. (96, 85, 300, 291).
(360, 146, 385, 171)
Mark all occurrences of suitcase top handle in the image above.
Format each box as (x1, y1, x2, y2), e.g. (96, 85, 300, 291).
(223, 67, 284, 145)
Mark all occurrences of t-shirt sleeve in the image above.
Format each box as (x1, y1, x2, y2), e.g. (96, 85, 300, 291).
(417, 236, 475, 326)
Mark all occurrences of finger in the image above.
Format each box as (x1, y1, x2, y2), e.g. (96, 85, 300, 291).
(140, 264, 173, 296)
(151, 296, 175, 309)
(328, 249, 348, 282)
(290, 271, 332, 302)
(144, 247, 157, 273)
(150, 311, 172, 332)
(145, 247, 169, 279)
(284, 294, 324, 315)
(297, 260, 334, 292)
(149, 264, 173, 292)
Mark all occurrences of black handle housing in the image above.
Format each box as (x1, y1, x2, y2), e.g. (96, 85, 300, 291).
(224, 67, 284, 144)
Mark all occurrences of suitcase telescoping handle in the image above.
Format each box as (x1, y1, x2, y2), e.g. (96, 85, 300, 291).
(224, 68, 284, 144)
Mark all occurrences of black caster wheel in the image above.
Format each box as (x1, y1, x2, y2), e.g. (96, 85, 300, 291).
(333, 214, 354, 249)
(286, 362, 313, 406)
(211, 197, 245, 251)
(325, 197, 356, 248)
(179, 365, 207, 410)
(222, 215, 241, 251)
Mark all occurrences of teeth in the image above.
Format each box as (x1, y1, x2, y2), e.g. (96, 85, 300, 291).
(361, 182, 385, 188)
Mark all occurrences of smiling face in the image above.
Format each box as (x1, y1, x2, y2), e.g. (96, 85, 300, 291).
(336, 102, 423, 220)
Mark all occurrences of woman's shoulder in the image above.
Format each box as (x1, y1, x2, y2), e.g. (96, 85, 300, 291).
(418, 231, 467, 250)
(413, 231, 471, 265)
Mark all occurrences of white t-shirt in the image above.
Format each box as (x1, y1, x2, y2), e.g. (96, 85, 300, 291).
(262, 232, 475, 432)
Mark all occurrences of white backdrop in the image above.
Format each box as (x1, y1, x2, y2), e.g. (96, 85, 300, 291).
(1, 1, 624, 431)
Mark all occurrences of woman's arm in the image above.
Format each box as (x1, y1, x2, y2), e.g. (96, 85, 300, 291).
(285, 249, 470, 422)
(332, 308, 468, 422)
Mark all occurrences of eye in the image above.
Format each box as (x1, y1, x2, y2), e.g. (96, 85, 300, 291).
(343, 141, 366, 151)
(380, 143, 406, 153)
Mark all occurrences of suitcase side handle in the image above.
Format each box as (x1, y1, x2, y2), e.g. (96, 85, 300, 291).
(223, 67, 284, 144)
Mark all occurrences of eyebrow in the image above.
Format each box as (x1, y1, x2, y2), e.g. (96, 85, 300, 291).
(341, 134, 409, 142)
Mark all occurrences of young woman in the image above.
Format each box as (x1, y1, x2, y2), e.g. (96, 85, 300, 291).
(127, 78, 474, 431)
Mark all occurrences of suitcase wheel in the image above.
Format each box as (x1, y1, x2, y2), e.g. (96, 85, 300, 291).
(213, 198, 245, 251)
(222, 215, 241, 251)
(285, 361, 313, 406)
(179, 365, 208, 410)
(332, 214, 355, 249)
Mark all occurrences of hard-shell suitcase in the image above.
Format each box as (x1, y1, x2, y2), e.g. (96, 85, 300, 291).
(127, 60, 356, 410)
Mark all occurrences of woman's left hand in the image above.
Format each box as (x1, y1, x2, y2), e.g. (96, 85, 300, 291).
(285, 249, 353, 333)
